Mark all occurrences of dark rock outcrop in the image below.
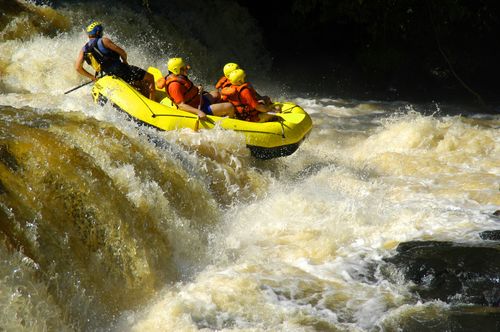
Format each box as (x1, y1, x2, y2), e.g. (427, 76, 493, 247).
(384, 240, 500, 306)
(480, 230, 500, 241)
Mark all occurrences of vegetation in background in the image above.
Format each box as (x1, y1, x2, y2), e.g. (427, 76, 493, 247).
(239, 0, 500, 105)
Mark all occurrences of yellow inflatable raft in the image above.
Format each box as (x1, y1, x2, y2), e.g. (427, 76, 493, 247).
(90, 67, 312, 159)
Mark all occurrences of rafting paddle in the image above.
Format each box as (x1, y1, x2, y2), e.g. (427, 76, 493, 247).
(147, 66, 165, 84)
(194, 85, 203, 131)
(64, 80, 94, 94)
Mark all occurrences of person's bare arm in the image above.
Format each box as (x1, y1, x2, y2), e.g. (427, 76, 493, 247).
(156, 77, 166, 89)
(75, 49, 97, 81)
(178, 102, 207, 119)
(101, 37, 127, 63)
(254, 103, 272, 113)
(256, 92, 272, 105)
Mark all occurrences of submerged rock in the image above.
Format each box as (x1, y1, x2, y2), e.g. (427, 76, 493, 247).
(382, 305, 500, 332)
(0, 144, 19, 171)
(383, 241, 500, 306)
(480, 230, 500, 241)
(0, 180, 5, 194)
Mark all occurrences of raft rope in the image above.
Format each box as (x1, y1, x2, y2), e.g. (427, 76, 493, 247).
(275, 103, 299, 138)
(279, 120, 285, 138)
(120, 77, 157, 117)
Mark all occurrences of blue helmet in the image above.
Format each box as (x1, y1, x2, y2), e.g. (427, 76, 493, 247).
(86, 21, 103, 36)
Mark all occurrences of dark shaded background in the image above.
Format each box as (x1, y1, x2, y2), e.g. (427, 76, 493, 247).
(236, 0, 500, 108)
(27, 0, 500, 109)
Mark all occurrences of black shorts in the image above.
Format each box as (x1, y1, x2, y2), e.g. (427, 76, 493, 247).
(104, 62, 146, 84)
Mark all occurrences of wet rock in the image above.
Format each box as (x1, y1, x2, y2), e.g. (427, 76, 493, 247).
(480, 230, 500, 241)
(385, 306, 500, 332)
(384, 241, 500, 306)
(445, 307, 500, 332)
(0, 144, 19, 171)
(493, 210, 500, 217)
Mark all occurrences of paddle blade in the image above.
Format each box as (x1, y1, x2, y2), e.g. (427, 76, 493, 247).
(147, 67, 163, 81)
(194, 117, 200, 132)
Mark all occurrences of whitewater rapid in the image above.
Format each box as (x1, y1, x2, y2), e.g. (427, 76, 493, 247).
(1, 1, 499, 331)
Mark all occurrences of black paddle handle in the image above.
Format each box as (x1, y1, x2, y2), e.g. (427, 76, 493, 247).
(64, 80, 94, 95)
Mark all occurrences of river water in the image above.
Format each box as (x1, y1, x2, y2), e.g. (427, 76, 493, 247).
(1, 1, 499, 331)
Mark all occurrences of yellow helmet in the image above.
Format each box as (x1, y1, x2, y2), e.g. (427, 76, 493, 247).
(86, 21, 103, 35)
(167, 57, 187, 75)
(228, 68, 246, 85)
(223, 62, 239, 78)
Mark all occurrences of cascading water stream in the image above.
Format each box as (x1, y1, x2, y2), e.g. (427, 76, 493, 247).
(1, 1, 499, 331)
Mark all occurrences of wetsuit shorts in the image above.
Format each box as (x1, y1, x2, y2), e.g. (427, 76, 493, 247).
(201, 94, 213, 115)
(104, 62, 146, 84)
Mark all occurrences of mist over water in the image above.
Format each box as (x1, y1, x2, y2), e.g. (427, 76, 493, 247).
(1, 1, 499, 331)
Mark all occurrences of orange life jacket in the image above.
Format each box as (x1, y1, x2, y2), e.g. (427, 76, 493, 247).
(215, 76, 232, 89)
(164, 74, 199, 106)
(221, 83, 260, 122)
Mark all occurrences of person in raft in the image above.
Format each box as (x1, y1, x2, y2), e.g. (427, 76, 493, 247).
(75, 21, 155, 100)
(156, 57, 235, 119)
(215, 62, 272, 105)
(220, 68, 280, 122)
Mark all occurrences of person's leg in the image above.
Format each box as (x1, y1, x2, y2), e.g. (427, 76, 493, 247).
(200, 90, 222, 104)
(142, 72, 155, 100)
(206, 90, 222, 103)
(104, 62, 127, 79)
(130, 80, 147, 97)
(122, 65, 154, 100)
(209, 102, 235, 117)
